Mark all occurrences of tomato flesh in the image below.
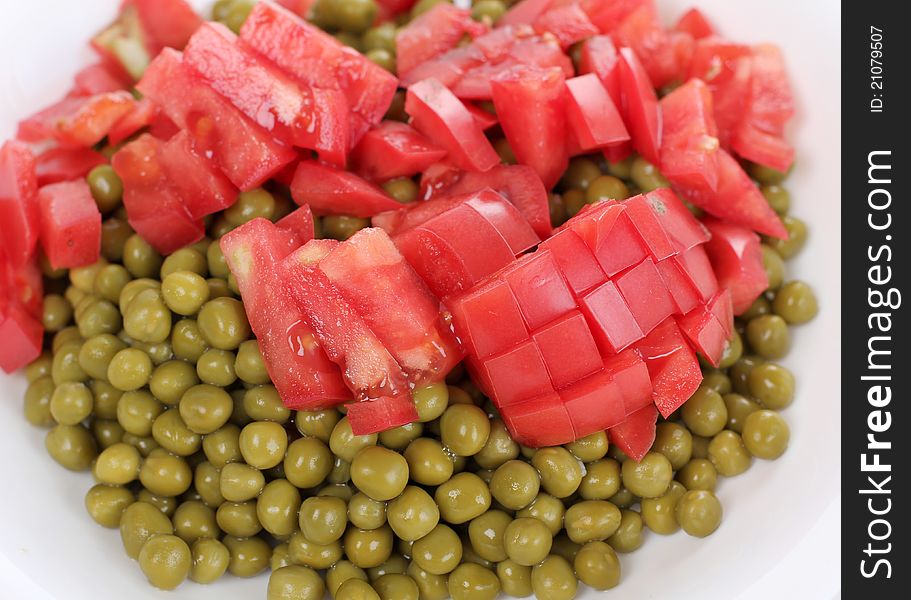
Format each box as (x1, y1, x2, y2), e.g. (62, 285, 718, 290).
(396, 4, 487, 76)
(159, 131, 238, 220)
(608, 404, 658, 462)
(533, 5, 599, 50)
(0, 301, 43, 374)
(0, 141, 40, 268)
(564, 74, 630, 152)
(676, 289, 733, 367)
(291, 160, 403, 218)
(34, 148, 107, 188)
(634, 319, 701, 417)
(349, 122, 447, 182)
(701, 218, 769, 315)
(617, 47, 661, 166)
(276, 205, 316, 246)
(37, 180, 101, 270)
(674, 8, 714, 39)
(71, 63, 129, 97)
(659, 78, 721, 195)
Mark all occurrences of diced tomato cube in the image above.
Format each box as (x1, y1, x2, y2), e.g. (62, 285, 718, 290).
(674, 8, 714, 39)
(396, 4, 487, 76)
(501, 392, 576, 448)
(603, 349, 653, 414)
(676, 293, 730, 367)
(539, 228, 606, 296)
(533, 4, 599, 49)
(423, 203, 516, 282)
(291, 160, 402, 218)
(35, 148, 108, 187)
(484, 339, 555, 407)
(608, 404, 658, 462)
(449, 278, 528, 359)
(347, 394, 420, 435)
(655, 258, 701, 315)
(621, 194, 678, 260)
(659, 78, 721, 195)
(394, 226, 476, 299)
(463, 190, 540, 256)
(533, 310, 602, 389)
(276, 205, 316, 245)
(184, 23, 348, 165)
(504, 250, 576, 331)
(0, 302, 44, 374)
(160, 131, 238, 220)
(641, 189, 710, 252)
(634, 319, 702, 417)
(131, 0, 202, 53)
(560, 369, 627, 437)
(564, 74, 630, 152)
(673, 244, 718, 302)
(221, 218, 351, 407)
(405, 78, 500, 173)
(677, 149, 786, 238)
(617, 47, 661, 165)
(0, 142, 40, 268)
(239, 1, 397, 147)
(281, 242, 411, 402)
(318, 228, 463, 384)
(579, 280, 643, 354)
(37, 180, 101, 270)
(731, 123, 794, 174)
(491, 66, 568, 189)
(614, 257, 677, 335)
(578, 35, 622, 105)
(569, 202, 649, 276)
(55, 91, 136, 148)
(350, 122, 447, 182)
(701, 218, 768, 315)
(137, 49, 296, 191)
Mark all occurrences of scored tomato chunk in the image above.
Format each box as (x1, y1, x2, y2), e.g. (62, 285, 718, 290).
(579, 279, 643, 354)
(500, 393, 576, 448)
(614, 257, 677, 335)
(569, 202, 648, 276)
(504, 250, 576, 331)
(0, 301, 44, 374)
(702, 218, 769, 315)
(448, 278, 529, 359)
(621, 194, 677, 261)
(564, 74, 630, 152)
(484, 339, 555, 407)
(603, 349, 653, 413)
(396, 4, 487, 76)
(499, 0, 555, 27)
(539, 228, 605, 296)
(37, 180, 101, 269)
(533, 310, 603, 389)
(617, 47, 662, 166)
(578, 35, 622, 104)
(137, 48, 297, 191)
(159, 131, 238, 220)
(349, 122, 447, 182)
(560, 369, 627, 437)
(608, 404, 659, 462)
(291, 160, 403, 218)
(634, 319, 702, 417)
(183, 22, 348, 166)
(613, 5, 694, 89)
(660, 78, 721, 195)
(491, 66, 568, 189)
(405, 78, 500, 173)
(221, 218, 351, 408)
(0, 141, 40, 268)
(318, 228, 463, 385)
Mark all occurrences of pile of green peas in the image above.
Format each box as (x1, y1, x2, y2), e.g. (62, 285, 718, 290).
(21, 3, 817, 598)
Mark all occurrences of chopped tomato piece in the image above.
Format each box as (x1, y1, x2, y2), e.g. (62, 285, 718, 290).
(0, 302, 43, 374)
(91, 3, 151, 81)
(484, 339, 555, 407)
(239, 1, 397, 147)
(613, 5, 694, 89)
(275, 0, 318, 16)
(676, 149, 786, 238)
(131, 0, 202, 53)
(37, 180, 101, 269)
(396, 4, 487, 76)
(580, 0, 654, 33)
(564, 74, 630, 151)
(659, 78, 721, 195)
(276, 205, 316, 245)
(501, 393, 576, 448)
(641, 188, 710, 251)
(701, 218, 768, 315)
(578, 35, 622, 104)
(405, 78, 500, 173)
(603, 348, 653, 413)
(499, 0, 555, 27)
(184, 23, 348, 165)
(71, 62, 129, 96)
(504, 250, 576, 330)
(621, 194, 677, 260)
(349, 122, 447, 182)
(533, 310, 603, 388)
(533, 4, 599, 49)
(56, 91, 136, 148)
(159, 131, 238, 220)
(561, 369, 627, 436)
(676, 289, 733, 366)
(687, 38, 752, 147)
(0, 141, 40, 268)
(608, 404, 658, 462)
(539, 227, 606, 296)
(1, 254, 43, 321)
(346, 394, 421, 435)
(579, 279, 643, 354)
(672, 244, 718, 301)
(463, 102, 499, 131)
(491, 66, 568, 189)
(35, 148, 108, 187)
(107, 98, 160, 146)
(318, 228, 463, 384)
(674, 8, 714, 39)
(137, 49, 297, 191)
(614, 258, 679, 336)
(568, 201, 649, 276)
(617, 47, 661, 165)
(221, 218, 351, 408)
(731, 123, 794, 174)
(634, 319, 702, 417)
(374, 0, 417, 18)
(291, 160, 402, 218)
(448, 278, 529, 359)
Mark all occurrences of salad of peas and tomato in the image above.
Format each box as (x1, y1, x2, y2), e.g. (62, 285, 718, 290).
(1, 0, 817, 597)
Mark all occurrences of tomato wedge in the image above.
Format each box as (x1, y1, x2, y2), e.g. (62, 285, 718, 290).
(349, 122, 447, 182)
(491, 65, 568, 189)
(405, 78, 500, 173)
(37, 180, 102, 270)
(276, 205, 316, 245)
(0, 141, 40, 268)
(617, 47, 661, 166)
(159, 131, 238, 220)
(659, 78, 721, 195)
(18, 93, 135, 147)
(291, 160, 403, 217)
(107, 98, 160, 146)
(608, 404, 658, 462)
(701, 218, 769, 315)
(634, 319, 702, 417)
(564, 74, 630, 151)
(131, 0, 202, 53)
(1, 254, 43, 321)
(35, 148, 108, 187)
(396, 4, 487, 76)
(613, 5, 694, 89)
(578, 35, 622, 104)
(676, 289, 733, 367)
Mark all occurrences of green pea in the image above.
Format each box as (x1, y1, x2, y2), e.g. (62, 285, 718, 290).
(87, 165, 124, 213)
(123, 234, 163, 279)
(761, 184, 790, 215)
(323, 216, 371, 240)
(773, 280, 818, 324)
(681, 385, 728, 437)
(707, 431, 752, 477)
(84, 483, 134, 528)
(531, 555, 577, 600)
(189, 538, 230, 583)
(765, 215, 807, 259)
(675, 490, 723, 537)
(641, 481, 686, 535)
(24, 376, 56, 427)
(631, 157, 669, 192)
(676, 457, 718, 491)
(197, 297, 251, 350)
(742, 409, 790, 459)
(606, 509, 644, 553)
(586, 175, 629, 203)
(574, 541, 620, 591)
(362, 22, 397, 53)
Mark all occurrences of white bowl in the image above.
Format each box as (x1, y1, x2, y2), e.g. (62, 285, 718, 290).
(0, 1, 841, 598)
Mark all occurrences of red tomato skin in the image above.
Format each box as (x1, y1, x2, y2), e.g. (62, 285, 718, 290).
(423, 203, 516, 282)
(71, 63, 129, 97)
(491, 66, 568, 190)
(641, 188, 710, 251)
(503, 250, 576, 331)
(579, 279, 643, 354)
(291, 160, 402, 218)
(687, 38, 752, 147)
(568, 201, 649, 276)
(159, 131, 238, 220)
(701, 218, 769, 315)
(0, 141, 40, 268)
(501, 392, 576, 448)
(539, 228, 606, 296)
(350, 122, 447, 182)
(659, 78, 721, 195)
(461, 189, 540, 256)
(676, 149, 786, 238)
(137, 49, 297, 191)
(560, 369, 627, 437)
(347, 395, 420, 436)
(405, 78, 500, 173)
(617, 47, 662, 166)
(132, 0, 202, 53)
(676, 289, 732, 367)
(184, 23, 348, 165)
(533, 4, 599, 50)
(579, 0, 654, 33)
(35, 148, 108, 187)
(578, 35, 622, 105)
(239, 1, 397, 147)
(37, 180, 102, 270)
(281, 242, 411, 401)
(0, 301, 44, 374)
(730, 123, 794, 173)
(533, 310, 603, 389)
(673, 244, 718, 302)
(221, 218, 351, 407)
(317, 227, 463, 385)
(608, 403, 658, 462)
(674, 8, 714, 39)
(276, 205, 316, 245)
(655, 257, 701, 315)
(17, 97, 90, 143)
(484, 339, 555, 407)
(396, 4, 487, 76)
(448, 278, 529, 359)
(633, 319, 702, 417)
(564, 74, 630, 151)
